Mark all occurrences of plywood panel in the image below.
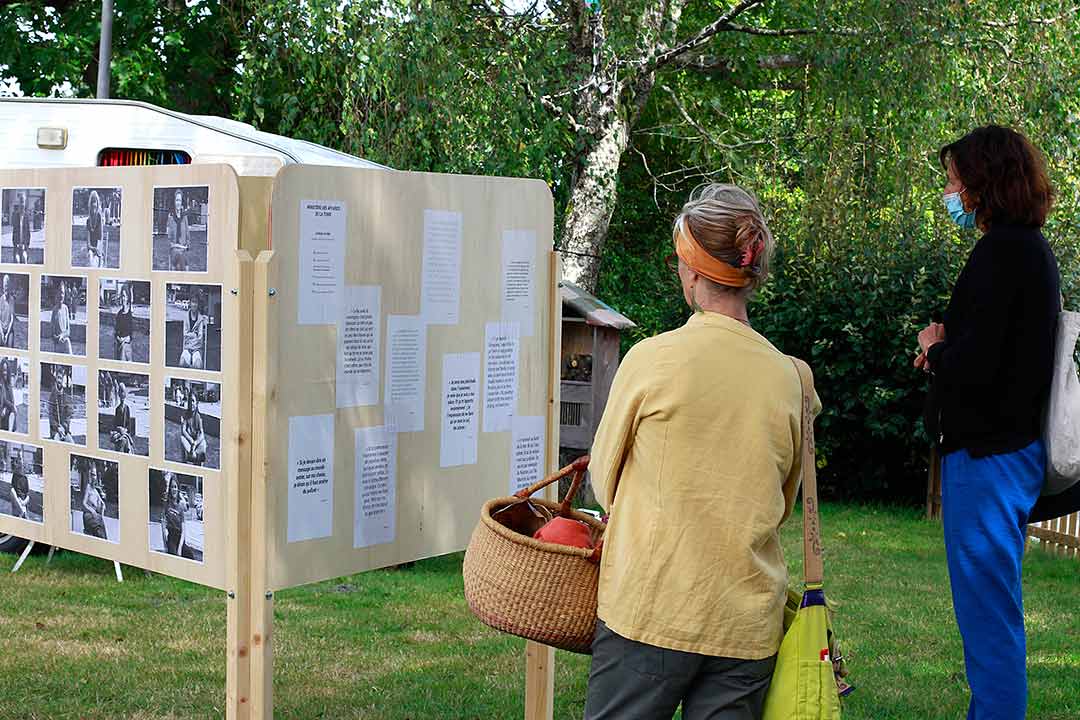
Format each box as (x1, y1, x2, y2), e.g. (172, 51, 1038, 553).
(0, 164, 247, 590)
(262, 166, 554, 590)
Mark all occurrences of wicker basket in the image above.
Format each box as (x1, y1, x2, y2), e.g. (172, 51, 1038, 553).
(463, 456, 604, 654)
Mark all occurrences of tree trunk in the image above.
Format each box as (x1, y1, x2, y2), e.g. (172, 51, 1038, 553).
(558, 1, 674, 292)
(560, 109, 630, 292)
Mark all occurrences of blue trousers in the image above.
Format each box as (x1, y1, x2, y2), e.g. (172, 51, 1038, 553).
(941, 440, 1045, 720)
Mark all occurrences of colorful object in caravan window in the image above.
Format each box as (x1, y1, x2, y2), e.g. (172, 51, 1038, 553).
(97, 148, 191, 167)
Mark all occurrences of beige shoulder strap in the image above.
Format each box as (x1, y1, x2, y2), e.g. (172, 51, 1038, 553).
(790, 357, 824, 586)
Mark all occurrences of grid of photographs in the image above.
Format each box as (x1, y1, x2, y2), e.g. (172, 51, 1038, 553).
(0, 181, 221, 562)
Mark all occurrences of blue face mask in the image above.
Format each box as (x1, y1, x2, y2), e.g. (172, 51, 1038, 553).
(943, 192, 976, 229)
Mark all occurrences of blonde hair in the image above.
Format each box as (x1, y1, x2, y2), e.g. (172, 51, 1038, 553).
(673, 183, 774, 291)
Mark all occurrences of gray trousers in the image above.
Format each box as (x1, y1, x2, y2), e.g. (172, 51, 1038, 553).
(584, 621, 776, 720)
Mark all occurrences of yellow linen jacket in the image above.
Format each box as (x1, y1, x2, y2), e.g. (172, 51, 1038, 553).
(590, 311, 820, 659)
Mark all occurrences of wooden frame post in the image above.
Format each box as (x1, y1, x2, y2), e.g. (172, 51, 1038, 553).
(525, 251, 562, 720)
(226, 251, 256, 718)
(226, 249, 276, 719)
(249, 250, 279, 719)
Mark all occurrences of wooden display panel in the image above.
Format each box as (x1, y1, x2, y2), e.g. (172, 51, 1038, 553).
(259, 166, 555, 591)
(0, 165, 247, 590)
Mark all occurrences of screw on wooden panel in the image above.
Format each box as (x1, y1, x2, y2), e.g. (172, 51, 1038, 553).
(228, 591, 236, 599)
(230, 288, 239, 296)
(268, 288, 277, 297)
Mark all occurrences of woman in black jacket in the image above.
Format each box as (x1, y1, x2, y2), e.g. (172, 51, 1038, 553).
(916, 125, 1060, 720)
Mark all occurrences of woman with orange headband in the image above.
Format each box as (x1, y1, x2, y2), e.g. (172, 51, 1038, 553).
(584, 184, 819, 720)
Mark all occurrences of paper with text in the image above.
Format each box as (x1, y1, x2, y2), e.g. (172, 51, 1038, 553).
(385, 314, 427, 432)
(337, 285, 381, 408)
(287, 414, 335, 543)
(501, 230, 537, 337)
(298, 200, 346, 325)
(510, 415, 546, 495)
(354, 425, 397, 549)
(440, 352, 481, 467)
(483, 321, 520, 433)
(420, 209, 463, 325)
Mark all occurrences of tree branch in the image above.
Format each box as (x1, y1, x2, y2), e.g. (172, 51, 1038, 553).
(980, 7, 1080, 28)
(660, 84, 776, 153)
(673, 52, 808, 72)
(643, 0, 767, 73)
(721, 22, 860, 37)
(522, 76, 586, 133)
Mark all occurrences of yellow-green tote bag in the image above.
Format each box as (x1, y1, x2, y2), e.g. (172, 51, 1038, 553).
(762, 359, 844, 720)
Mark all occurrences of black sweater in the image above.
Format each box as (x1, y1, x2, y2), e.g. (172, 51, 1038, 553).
(925, 223, 1061, 457)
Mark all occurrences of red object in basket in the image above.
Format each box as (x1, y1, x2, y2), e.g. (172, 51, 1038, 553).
(533, 516, 594, 549)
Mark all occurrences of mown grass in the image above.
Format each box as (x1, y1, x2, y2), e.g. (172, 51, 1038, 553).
(0, 504, 1076, 719)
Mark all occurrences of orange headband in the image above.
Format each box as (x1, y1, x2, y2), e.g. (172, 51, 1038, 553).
(674, 220, 753, 289)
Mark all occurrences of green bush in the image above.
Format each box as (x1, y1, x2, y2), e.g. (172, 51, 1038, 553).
(750, 237, 960, 502)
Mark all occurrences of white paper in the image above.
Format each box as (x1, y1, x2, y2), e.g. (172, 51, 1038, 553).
(337, 285, 381, 408)
(286, 414, 335, 543)
(385, 314, 427, 432)
(483, 321, 521, 433)
(298, 200, 346, 325)
(420, 209, 463, 325)
(510, 416, 546, 495)
(440, 352, 481, 467)
(354, 425, 397, 549)
(501, 230, 537, 337)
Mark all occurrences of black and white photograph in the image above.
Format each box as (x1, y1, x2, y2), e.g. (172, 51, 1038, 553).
(0, 441, 44, 524)
(0, 273, 31, 350)
(98, 370, 151, 457)
(0, 357, 30, 435)
(165, 283, 221, 371)
(40, 362, 87, 446)
(40, 275, 87, 356)
(69, 454, 119, 543)
(1, 188, 46, 264)
(148, 468, 204, 563)
(99, 279, 151, 364)
(71, 187, 122, 269)
(164, 378, 221, 470)
(153, 186, 209, 272)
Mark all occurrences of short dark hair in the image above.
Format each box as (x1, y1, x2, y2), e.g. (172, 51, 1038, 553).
(939, 125, 1054, 228)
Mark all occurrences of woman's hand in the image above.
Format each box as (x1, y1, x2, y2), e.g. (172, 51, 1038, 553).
(918, 322, 946, 354)
(914, 350, 930, 373)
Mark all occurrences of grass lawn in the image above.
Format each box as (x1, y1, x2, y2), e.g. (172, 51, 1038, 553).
(0, 504, 1076, 719)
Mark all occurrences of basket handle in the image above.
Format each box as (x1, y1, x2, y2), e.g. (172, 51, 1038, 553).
(514, 455, 590, 517)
